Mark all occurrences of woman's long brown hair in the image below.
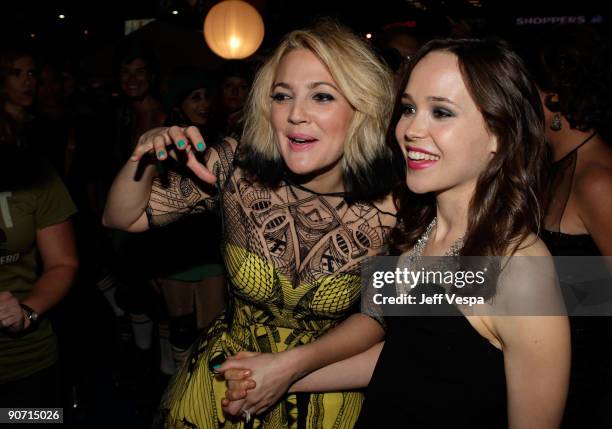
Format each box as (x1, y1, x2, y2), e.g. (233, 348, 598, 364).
(389, 38, 548, 262)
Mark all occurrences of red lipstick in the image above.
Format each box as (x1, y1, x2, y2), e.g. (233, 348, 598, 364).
(406, 146, 440, 170)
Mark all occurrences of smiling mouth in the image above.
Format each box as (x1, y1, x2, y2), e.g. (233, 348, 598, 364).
(407, 150, 440, 161)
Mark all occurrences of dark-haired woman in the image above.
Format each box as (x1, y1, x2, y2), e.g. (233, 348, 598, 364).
(112, 40, 165, 168)
(104, 21, 398, 428)
(531, 24, 612, 428)
(225, 37, 571, 428)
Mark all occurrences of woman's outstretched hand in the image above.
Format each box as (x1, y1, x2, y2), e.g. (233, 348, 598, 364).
(130, 125, 216, 184)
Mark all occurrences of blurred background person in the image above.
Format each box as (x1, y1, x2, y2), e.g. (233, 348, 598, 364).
(1, 48, 78, 405)
(529, 24, 612, 428)
(99, 40, 167, 360)
(208, 59, 253, 140)
(374, 24, 424, 86)
(0, 45, 37, 149)
(112, 40, 165, 171)
(150, 66, 226, 374)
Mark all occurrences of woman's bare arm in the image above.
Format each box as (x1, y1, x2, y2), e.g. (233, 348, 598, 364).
(103, 126, 225, 232)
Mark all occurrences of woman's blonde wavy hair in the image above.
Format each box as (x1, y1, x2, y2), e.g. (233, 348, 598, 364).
(240, 19, 395, 186)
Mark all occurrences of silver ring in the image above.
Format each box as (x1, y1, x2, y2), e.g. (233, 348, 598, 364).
(241, 407, 251, 423)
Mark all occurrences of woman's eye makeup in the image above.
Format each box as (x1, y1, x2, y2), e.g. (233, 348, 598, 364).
(432, 106, 454, 118)
(271, 92, 290, 101)
(401, 103, 416, 115)
(312, 92, 334, 102)
(400, 97, 455, 119)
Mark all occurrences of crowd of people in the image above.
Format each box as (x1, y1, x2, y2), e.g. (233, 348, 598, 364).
(0, 38, 254, 422)
(1, 13, 611, 429)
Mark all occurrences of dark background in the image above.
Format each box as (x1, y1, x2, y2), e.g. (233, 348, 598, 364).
(1, 0, 609, 79)
(1, 1, 610, 427)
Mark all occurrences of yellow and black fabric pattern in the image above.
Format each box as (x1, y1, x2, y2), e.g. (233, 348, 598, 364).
(148, 140, 395, 428)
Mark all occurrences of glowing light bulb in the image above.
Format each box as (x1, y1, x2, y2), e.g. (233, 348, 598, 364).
(203, 0, 264, 59)
(229, 37, 241, 50)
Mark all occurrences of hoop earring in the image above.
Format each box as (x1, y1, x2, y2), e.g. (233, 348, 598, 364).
(550, 113, 562, 131)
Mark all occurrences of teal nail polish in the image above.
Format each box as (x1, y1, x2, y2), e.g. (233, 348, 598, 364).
(212, 364, 221, 371)
(177, 139, 185, 148)
(158, 150, 166, 158)
(197, 142, 205, 151)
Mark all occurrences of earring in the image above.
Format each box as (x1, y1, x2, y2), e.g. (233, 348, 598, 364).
(550, 113, 562, 131)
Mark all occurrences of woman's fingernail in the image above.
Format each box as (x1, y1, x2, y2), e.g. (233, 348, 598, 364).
(243, 370, 251, 377)
(212, 364, 221, 371)
(177, 140, 186, 148)
(197, 142, 205, 151)
(158, 150, 166, 158)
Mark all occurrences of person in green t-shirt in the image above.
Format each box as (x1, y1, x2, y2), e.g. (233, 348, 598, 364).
(0, 138, 78, 406)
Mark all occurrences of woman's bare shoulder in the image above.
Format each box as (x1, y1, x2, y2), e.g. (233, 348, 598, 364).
(512, 233, 551, 257)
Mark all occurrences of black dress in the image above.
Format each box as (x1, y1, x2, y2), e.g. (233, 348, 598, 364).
(356, 284, 507, 429)
(541, 139, 611, 429)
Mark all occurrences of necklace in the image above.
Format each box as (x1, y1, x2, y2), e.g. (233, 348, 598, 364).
(396, 217, 464, 294)
(284, 176, 349, 198)
(412, 217, 464, 257)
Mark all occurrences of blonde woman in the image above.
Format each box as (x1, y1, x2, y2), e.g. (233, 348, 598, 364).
(224, 37, 571, 429)
(103, 20, 399, 428)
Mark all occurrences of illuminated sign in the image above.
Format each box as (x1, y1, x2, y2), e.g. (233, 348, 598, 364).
(515, 15, 605, 25)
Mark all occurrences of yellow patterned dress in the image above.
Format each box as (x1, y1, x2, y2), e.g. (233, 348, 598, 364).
(148, 140, 395, 428)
